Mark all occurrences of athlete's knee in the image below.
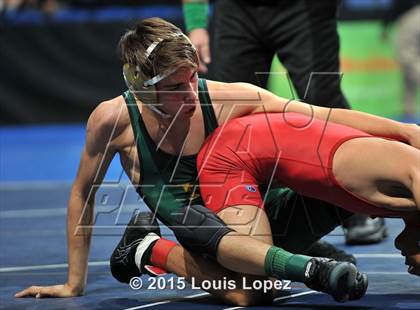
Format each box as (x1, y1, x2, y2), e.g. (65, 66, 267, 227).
(170, 204, 233, 258)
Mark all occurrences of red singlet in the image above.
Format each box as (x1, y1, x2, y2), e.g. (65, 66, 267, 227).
(197, 112, 402, 217)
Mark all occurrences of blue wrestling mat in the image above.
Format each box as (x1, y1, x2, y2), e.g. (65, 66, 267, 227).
(1, 125, 419, 309)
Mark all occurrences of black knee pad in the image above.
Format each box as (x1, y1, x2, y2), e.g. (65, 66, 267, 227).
(170, 204, 233, 259)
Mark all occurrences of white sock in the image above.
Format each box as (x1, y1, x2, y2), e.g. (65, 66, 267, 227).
(134, 232, 160, 271)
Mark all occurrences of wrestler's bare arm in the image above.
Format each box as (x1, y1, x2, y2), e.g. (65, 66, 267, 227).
(209, 81, 420, 149)
(15, 100, 122, 298)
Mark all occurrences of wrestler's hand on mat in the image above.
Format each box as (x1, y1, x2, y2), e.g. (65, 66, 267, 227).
(188, 28, 211, 73)
(15, 283, 82, 298)
(395, 224, 420, 276)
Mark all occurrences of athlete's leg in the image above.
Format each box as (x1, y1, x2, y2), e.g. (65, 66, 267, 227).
(216, 205, 274, 274)
(212, 204, 367, 302)
(196, 150, 367, 301)
(165, 243, 273, 306)
(215, 202, 353, 277)
(333, 137, 420, 211)
(110, 212, 273, 306)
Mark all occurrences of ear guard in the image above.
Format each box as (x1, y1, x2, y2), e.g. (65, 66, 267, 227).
(123, 63, 177, 118)
(123, 63, 160, 105)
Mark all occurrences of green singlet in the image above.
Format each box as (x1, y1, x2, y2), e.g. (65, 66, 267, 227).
(123, 79, 218, 226)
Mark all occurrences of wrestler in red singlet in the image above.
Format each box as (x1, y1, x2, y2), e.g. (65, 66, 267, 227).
(197, 112, 402, 218)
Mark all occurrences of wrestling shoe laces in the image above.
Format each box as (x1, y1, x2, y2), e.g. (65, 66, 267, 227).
(303, 257, 368, 302)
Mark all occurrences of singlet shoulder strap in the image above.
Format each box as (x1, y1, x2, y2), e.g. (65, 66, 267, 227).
(123, 90, 142, 142)
(198, 79, 218, 136)
(122, 90, 160, 178)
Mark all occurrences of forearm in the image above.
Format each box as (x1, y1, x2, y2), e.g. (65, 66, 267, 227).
(239, 84, 413, 142)
(66, 190, 94, 293)
(279, 98, 412, 142)
(326, 108, 411, 141)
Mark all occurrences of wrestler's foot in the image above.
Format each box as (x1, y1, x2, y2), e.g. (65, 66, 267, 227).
(343, 215, 387, 245)
(306, 240, 357, 265)
(304, 258, 368, 302)
(349, 270, 368, 300)
(110, 212, 164, 283)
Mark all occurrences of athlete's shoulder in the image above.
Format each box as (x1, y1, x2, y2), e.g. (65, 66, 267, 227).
(86, 96, 130, 149)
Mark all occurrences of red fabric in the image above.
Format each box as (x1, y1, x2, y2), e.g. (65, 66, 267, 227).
(197, 112, 403, 218)
(150, 238, 177, 270)
(144, 265, 167, 276)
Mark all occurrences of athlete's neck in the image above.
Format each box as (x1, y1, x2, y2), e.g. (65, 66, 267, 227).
(140, 101, 192, 154)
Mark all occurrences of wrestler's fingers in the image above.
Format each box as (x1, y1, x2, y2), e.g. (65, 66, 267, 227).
(15, 284, 75, 298)
(197, 44, 210, 72)
(198, 61, 208, 73)
(15, 286, 41, 298)
(199, 43, 211, 64)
